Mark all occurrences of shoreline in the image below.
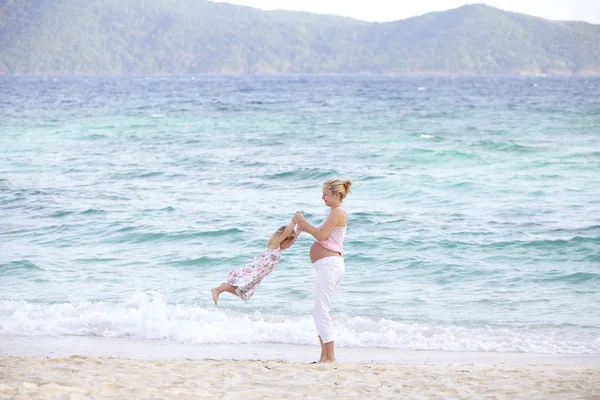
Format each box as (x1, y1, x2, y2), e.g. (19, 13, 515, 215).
(2, 337, 599, 398)
(2, 335, 599, 366)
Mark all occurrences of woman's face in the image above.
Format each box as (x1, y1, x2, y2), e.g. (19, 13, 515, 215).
(321, 187, 339, 207)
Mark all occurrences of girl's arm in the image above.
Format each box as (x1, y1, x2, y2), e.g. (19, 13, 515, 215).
(273, 219, 297, 246)
(293, 209, 344, 242)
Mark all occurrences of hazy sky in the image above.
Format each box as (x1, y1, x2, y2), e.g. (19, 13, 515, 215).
(212, 0, 600, 24)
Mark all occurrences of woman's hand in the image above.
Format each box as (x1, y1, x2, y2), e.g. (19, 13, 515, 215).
(293, 211, 306, 225)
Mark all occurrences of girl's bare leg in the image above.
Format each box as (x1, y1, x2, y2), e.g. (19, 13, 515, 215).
(211, 283, 238, 305)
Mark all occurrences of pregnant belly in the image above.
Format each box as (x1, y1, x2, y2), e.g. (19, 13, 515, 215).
(309, 241, 341, 263)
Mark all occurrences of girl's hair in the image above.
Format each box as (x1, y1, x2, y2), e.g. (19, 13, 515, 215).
(268, 225, 296, 245)
(324, 179, 353, 201)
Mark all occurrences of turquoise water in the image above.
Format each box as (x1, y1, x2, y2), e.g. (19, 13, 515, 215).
(1, 75, 599, 353)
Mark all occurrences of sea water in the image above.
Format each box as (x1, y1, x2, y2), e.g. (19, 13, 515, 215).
(1, 75, 599, 354)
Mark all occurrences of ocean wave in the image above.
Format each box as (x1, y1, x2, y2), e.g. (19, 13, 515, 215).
(475, 141, 539, 153)
(0, 293, 598, 354)
(264, 168, 338, 181)
(170, 256, 223, 267)
(46, 210, 74, 218)
(546, 225, 600, 235)
(109, 171, 165, 180)
(80, 209, 106, 215)
(103, 227, 244, 244)
(0, 260, 44, 272)
(520, 236, 600, 248)
(538, 272, 600, 284)
(407, 148, 479, 164)
(480, 236, 600, 250)
(81, 133, 108, 140)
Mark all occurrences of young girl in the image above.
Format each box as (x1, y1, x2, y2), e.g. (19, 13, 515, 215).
(211, 219, 299, 305)
(293, 178, 352, 363)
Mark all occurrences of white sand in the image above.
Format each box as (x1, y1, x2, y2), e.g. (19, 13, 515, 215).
(1, 336, 599, 399)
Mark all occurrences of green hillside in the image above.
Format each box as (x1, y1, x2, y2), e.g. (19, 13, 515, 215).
(1, 0, 598, 75)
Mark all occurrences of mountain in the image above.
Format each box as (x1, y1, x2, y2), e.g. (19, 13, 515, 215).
(1, 0, 599, 75)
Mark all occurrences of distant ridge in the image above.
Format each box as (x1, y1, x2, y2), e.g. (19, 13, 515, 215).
(1, 1, 599, 75)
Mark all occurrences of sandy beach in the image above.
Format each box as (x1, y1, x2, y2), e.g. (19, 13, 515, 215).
(1, 356, 599, 399)
(1, 337, 599, 399)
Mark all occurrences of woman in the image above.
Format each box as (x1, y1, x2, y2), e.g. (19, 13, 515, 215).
(293, 178, 352, 363)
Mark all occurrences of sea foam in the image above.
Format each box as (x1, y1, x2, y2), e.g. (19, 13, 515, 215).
(1, 293, 597, 354)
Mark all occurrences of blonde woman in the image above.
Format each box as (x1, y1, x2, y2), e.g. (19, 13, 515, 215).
(211, 220, 298, 304)
(293, 179, 352, 363)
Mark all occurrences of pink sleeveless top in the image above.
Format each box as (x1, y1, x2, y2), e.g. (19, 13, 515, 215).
(315, 207, 347, 256)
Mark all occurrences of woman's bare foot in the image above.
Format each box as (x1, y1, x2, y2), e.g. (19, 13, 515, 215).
(211, 288, 219, 305)
(319, 341, 336, 363)
(319, 358, 336, 363)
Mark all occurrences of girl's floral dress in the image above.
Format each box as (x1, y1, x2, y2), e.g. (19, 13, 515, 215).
(227, 247, 282, 302)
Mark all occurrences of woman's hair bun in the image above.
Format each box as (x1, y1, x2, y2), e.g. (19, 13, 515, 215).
(344, 180, 353, 193)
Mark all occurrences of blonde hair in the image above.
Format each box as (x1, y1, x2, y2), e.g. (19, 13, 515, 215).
(268, 225, 296, 245)
(323, 179, 352, 201)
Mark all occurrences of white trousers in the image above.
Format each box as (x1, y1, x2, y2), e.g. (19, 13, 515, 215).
(313, 256, 345, 344)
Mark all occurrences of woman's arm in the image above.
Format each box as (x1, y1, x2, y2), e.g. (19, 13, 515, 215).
(293, 209, 344, 242)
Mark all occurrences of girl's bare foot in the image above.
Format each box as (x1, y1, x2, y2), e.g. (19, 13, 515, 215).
(211, 288, 219, 305)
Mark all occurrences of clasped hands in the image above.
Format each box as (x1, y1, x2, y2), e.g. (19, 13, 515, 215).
(292, 211, 306, 232)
